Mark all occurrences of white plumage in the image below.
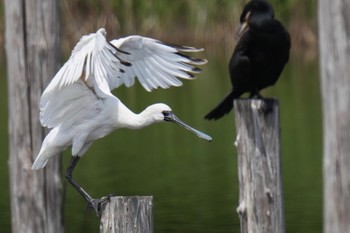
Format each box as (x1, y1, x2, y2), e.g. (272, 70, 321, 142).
(32, 28, 209, 170)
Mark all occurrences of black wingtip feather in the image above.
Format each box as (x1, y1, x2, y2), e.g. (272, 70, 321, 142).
(108, 41, 130, 55)
(107, 41, 132, 67)
(121, 60, 132, 67)
(191, 67, 202, 73)
(176, 52, 207, 65)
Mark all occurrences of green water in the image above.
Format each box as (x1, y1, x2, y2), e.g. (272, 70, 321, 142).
(0, 51, 322, 232)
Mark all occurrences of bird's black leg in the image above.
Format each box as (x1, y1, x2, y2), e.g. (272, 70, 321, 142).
(65, 156, 111, 217)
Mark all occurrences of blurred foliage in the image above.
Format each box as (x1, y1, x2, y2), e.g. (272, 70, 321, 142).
(0, 0, 317, 61)
(59, 0, 317, 61)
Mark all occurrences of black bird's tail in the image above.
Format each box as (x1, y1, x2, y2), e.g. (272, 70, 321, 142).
(205, 90, 236, 120)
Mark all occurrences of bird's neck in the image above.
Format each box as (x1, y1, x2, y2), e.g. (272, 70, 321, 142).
(116, 104, 157, 130)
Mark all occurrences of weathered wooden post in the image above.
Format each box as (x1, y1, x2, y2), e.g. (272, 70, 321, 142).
(4, 0, 63, 232)
(234, 99, 285, 233)
(100, 196, 153, 233)
(319, 1, 350, 232)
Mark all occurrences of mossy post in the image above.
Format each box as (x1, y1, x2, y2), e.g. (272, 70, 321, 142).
(234, 99, 285, 233)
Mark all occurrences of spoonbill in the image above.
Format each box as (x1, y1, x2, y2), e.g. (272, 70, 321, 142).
(31, 28, 211, 215)
(205, 0, 290, 120)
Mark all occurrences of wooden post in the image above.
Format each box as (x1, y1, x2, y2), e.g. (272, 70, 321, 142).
(234, 99, 285, 233)
(4, 0, 63, 233)
(319, 1, 350, 232)
(100, 196, 153, 233)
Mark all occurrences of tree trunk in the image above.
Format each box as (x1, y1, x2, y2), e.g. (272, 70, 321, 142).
(318, 1, 350, 232)
(234, 99, 285, 233)
(5, 0, 63, 233)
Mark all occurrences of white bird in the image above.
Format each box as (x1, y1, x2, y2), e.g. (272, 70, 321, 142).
(31, 28, 211, 215)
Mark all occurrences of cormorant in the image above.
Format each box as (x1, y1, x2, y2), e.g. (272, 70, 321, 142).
(205, 0, 291, 120)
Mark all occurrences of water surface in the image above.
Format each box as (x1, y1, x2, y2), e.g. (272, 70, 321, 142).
(0, 52, 322, 232)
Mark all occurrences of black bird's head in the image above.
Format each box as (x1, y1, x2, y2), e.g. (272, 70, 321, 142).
(236, 0, 275, 37)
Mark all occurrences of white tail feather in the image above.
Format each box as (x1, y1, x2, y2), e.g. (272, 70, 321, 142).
(31, 158, 48, 170)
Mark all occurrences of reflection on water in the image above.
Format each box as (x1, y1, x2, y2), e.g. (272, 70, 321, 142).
(0, 53, 322, 232)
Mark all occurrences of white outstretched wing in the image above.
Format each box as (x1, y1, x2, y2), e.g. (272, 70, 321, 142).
(43, 28, 128, 97)
(40, 80, 105, 129)
(40, 29, 207, 129)
(40, 28, 128, 129)
(110, 36, 207, 91)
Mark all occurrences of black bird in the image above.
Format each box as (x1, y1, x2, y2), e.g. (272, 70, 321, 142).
(205, 0, 291, 120)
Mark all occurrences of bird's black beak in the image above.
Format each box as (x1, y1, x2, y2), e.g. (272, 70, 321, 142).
(163, 111, 212, 142)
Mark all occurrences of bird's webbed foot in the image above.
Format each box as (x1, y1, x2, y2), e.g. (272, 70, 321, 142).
(87, 194, 115, 217)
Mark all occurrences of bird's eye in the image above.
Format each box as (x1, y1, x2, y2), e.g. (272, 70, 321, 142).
(162, 111, 171, 117)
(162, 110, 173, 121)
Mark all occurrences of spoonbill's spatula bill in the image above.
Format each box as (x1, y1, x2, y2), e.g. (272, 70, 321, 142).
(31, 28, 209, 216)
